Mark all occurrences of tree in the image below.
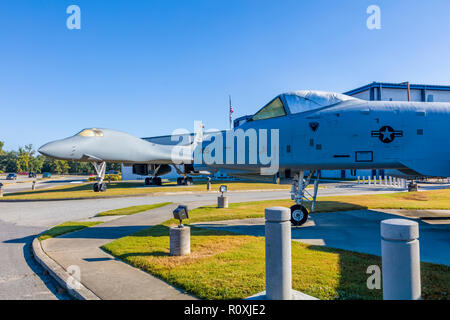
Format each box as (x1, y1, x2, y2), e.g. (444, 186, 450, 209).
(16, 147, 30, 173)
(31, 155, 45, 173)
(54, 160, 70, 174)
(0, 151, 17, 173)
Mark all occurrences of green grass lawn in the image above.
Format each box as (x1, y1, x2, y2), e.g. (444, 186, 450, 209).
(1, 181, 291, 201)
(96, 202, 172, 217)
(104, 190, 450, 300)
(39, 221, 103, 241)
(103, 225, 450, 300)
(161, 188, 450, 226)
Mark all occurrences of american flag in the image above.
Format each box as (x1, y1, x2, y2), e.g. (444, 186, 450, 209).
(229, 95, 233, 128)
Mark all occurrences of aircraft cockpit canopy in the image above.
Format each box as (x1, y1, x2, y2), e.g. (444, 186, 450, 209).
(250, 90, 357, 121)
(76, 128, 104, 137)
(283, 91, 357, 114)
(251, 97, 286, 121)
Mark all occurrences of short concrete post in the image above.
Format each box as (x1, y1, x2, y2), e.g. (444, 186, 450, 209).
(384, 176, 388, 186)
(368, 177, 371, 185)
(379, 176, 383, 185)
(218, 195, 228, 208)
(169, 226, 191, 256)
(265, 207, 292, 300)
(357, 176, 360, 184)
(381, 219, 421, 300)
(389, 176, 392, 186)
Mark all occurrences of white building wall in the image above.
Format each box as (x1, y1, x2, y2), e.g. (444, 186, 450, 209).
(424, 89, 450, 102)
(351, 91, 370, 100)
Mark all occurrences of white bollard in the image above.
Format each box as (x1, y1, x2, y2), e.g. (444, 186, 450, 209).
(357, 176, 360, 184)
(265, 207, 292, 300)
(389, 176, 393, 186)
(381, 219, 421, 300)
(368, 177, 371, 185)
(379, 176, 383, 185)
(384, 176, 388, 186)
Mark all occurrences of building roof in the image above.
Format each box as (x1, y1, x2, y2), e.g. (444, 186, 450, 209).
(344, 82, 450, 95)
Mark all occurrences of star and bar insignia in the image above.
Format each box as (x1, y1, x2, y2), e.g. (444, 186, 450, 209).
(371, 126, 403, 143)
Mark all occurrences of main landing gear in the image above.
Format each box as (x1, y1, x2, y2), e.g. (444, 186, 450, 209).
(92, 161, 107, 192)
(176, 176, 193, 186)
(145, 177, 162, 186)
(290, 170, 320, 226)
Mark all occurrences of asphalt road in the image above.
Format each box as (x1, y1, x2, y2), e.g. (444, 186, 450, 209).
(0, 189, 292, 300)
(0, 182, 447, 300)
(0, 176, 87, 194)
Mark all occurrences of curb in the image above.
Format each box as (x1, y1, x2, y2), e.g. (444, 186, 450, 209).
(31, 237, 100, 300)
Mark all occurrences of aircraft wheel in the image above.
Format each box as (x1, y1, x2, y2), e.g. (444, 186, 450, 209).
(290, 204, 309, 226)
(187, 177, 193, 186)
(154, 177, 162, 186)
(93, 183, 100, 192)
(99, 183, 107, 192)
(177, 177, 183, 185)
(145, 177, 153, 186)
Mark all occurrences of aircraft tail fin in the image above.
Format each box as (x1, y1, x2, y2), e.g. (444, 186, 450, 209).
(191, 121, 204, 150)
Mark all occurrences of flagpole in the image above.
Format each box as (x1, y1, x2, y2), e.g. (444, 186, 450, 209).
(229, 94, 232, 129)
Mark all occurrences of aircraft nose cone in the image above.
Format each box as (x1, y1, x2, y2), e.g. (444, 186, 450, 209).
(38, 142, 57, 157)
(38, 140, 73, 159)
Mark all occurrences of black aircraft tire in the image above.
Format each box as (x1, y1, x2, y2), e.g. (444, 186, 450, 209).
(145, 177, 153, 186)
(99, 183, 107, 192)
(93, 183, 99, 192)
(154, 177, 162, 186)
(290, 205, 309, 226)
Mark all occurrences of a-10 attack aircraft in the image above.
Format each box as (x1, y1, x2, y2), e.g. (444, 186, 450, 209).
(39, 90, 450, 225)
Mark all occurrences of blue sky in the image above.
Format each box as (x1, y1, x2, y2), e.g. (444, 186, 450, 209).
(1, 0, 450, 150)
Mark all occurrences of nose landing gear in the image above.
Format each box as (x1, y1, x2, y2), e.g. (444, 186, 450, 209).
(290, 170, 320, 226)
(92, 161, 107, 192)
(93, 182, 107, 192)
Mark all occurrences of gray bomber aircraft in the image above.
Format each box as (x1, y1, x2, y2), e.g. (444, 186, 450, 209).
(38, 127, 208, 192)
(39, 90, 450, 225)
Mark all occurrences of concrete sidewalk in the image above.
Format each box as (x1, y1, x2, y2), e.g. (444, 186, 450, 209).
(39, 202, 208, 300)
(193, 209, 450, 266)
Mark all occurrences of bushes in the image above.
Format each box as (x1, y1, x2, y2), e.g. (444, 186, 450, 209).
(88, 174, 122, 182)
